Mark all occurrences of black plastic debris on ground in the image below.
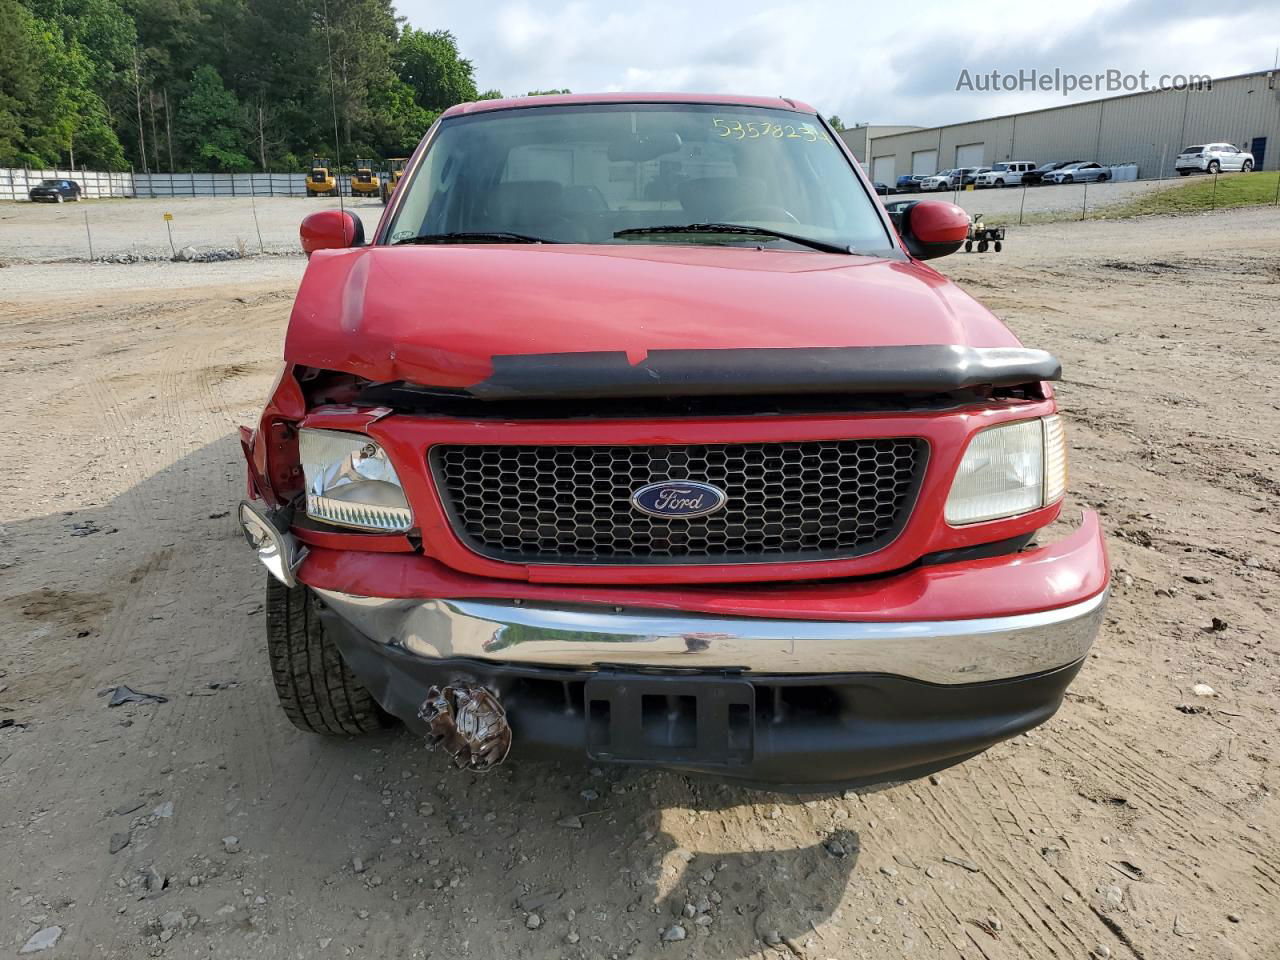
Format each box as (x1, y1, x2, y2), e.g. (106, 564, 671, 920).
(101, 685, 169, 707)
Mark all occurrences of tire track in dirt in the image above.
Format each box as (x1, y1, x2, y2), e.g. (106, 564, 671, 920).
(903, 767, 1108, 959)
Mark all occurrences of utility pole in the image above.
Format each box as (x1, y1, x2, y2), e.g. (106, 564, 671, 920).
(132, 47, 148, 173)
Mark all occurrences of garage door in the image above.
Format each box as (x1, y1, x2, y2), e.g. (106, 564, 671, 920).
(911, 150, 937, 176)
(871, 155, 895, 184)
(955, 143, 985, 167)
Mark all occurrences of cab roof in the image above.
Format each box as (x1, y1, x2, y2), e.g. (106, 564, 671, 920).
(441, 92, 818, 118)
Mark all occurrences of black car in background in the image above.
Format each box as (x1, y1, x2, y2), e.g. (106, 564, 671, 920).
(28, 179, 82, 202)
(1021, 161, 1081, 186)
(874, 181, 891, 195)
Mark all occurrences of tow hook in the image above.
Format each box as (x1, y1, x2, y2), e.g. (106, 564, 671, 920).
(418, 684, 512, 772)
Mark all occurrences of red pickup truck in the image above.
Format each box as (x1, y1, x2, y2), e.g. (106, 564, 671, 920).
(238, 93, 1108, 790)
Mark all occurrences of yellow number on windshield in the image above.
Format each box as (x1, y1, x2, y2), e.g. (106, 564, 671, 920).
(710, 117, 827, 144)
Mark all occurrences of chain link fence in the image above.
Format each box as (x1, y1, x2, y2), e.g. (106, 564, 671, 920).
(1, 167, 389, 201)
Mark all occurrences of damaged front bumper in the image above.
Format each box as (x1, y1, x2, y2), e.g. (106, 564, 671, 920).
(237, 509, 1109, 789)
(312, 588, 1106, 684)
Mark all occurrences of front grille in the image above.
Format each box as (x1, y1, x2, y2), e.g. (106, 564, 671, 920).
(431, 440, 925, 564)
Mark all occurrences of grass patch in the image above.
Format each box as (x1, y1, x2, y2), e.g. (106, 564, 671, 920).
(1094, 171, 1280, 218)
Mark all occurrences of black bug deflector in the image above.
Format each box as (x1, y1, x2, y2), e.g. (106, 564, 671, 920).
(461, 345, 1061, 401)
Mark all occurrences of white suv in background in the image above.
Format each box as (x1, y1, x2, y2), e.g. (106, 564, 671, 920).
(975, 161, 1036, 187)
(1175, 143, 1254, 175)
(919, 169, 959, 191)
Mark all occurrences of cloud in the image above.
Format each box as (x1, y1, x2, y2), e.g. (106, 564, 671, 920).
(399, 0, 1280, 126)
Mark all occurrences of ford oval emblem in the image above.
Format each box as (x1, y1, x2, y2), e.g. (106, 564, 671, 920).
(630, 480, 727, 519)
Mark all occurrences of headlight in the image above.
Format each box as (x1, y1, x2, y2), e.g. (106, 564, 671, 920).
(299, 428, 413, 532)
(945, 415, 1067, 525)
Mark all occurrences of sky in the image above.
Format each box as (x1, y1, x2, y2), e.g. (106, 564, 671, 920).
(399, 0, 1280, 128)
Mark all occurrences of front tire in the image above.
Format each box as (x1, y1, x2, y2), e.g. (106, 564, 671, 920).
(265, 577, 392, 736)
(1207, 160, 1220, 174)
(1242, 160, 1253, 172)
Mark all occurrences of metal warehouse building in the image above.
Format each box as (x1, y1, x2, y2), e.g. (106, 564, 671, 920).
(854, 69, 1280, 185)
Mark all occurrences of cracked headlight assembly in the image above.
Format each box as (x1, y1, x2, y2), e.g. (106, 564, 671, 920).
(299, 428, 413, 532)
(945, 416, 1066, 525)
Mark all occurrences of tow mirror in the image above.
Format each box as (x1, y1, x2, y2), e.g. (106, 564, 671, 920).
(893, 200, 969, 261)
(300, 210, 365, 257)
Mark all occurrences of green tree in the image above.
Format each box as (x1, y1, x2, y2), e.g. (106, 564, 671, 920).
(7, 0, 502, 171)
(175, 64, 251, 169)
(0, 1, 42, 163)
(525, 88, 570, 96)
(826, 115, 846, 131)
(0, 1, 126, 167)
(397, 28, 476, 112)
(322, 0, 400, 154)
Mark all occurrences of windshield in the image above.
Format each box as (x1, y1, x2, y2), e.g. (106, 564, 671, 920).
(385, 103, 894, 255)
(990, 164, 1009, 172)
(1181, 146, 1204, 154)
(38, 180, 61, 187)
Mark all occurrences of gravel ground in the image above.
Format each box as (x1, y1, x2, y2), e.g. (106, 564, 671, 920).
(0, 195, 386, 263)
(0, 177, 1211, 264)
(892, 176, 1191, 222)
(0, 207, 1277, 959)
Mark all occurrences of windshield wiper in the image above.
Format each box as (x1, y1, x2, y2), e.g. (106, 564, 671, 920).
(394, 231, 555, 245)
(613, 223, 853, 255)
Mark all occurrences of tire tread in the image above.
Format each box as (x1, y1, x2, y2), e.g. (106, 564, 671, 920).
(265, 577, 389, 735)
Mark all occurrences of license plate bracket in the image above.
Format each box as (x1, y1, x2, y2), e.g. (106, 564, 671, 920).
(584, 673, 754, 766)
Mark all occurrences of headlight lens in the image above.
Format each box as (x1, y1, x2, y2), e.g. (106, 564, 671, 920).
(945, 416, 1067, 525)
(299, 428, 413, 532)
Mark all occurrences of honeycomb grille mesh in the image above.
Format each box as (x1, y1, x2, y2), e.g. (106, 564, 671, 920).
(431, 440, 924, 564)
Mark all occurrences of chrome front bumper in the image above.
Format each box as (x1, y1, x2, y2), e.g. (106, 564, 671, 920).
(311, 588, 1107, 684)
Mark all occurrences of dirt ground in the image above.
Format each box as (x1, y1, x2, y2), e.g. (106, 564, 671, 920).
(1, 207, 1277, 960)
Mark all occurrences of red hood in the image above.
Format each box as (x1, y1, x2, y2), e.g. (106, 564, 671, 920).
(283, 244, 1021, 388)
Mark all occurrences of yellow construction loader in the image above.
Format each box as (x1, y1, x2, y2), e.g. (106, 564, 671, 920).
(350, 158, 380, 197)
(306, 157, 337, 197)
(381, 157, 408, 204)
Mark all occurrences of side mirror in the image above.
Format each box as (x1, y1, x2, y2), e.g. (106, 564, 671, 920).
(300, 210, 365, 257)
(894, 200, 969, 261)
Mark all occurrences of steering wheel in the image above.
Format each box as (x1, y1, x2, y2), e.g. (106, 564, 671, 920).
(725, 204, 800, 224)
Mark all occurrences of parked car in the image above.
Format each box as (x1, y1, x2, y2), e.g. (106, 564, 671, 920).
(895, 174, 925, 193)
(28, 179, 82, 202)
(959, 166, 991, 186)
(975, 162, 1037, 187)
(1022, 161, 1081, 186)
(1045, 162, 1111, 184)
(1175, 143, 1254, 175)
(873, 181, 891, 195)
(238, 92, 1108, 791)
(918, 169, 959, 191)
